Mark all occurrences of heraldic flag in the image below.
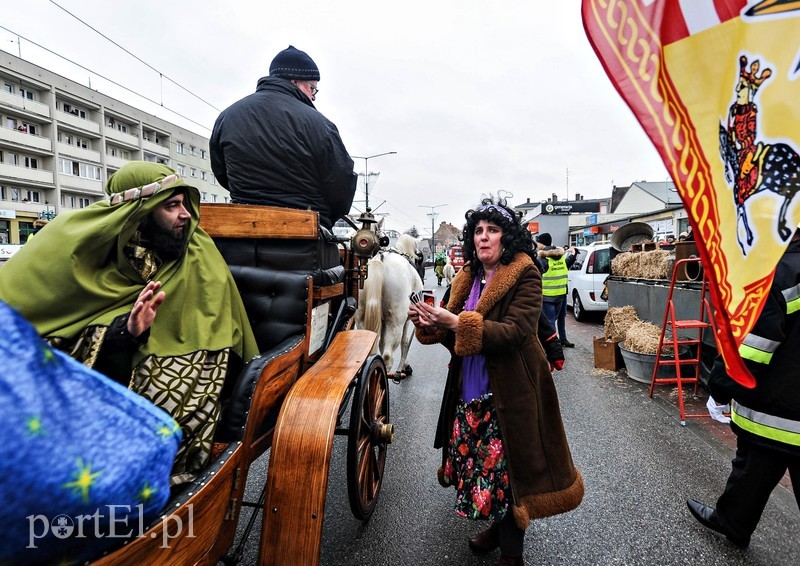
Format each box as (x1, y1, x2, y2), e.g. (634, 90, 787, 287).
(583, 0, 800, 387)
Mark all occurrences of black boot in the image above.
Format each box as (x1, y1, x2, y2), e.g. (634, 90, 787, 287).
(468, 523, 499, 553)
(686, 499, 750, 548)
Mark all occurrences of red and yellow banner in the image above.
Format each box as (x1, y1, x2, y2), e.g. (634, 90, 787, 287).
(583, 0, 800, 387)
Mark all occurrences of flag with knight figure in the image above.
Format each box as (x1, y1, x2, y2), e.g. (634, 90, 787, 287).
(583, 0, 800, 387)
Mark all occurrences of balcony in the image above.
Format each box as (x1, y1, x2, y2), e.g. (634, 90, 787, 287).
(142, 137, 170, 156)
(105, 127, 139, 148)
(55, 110, 100, 135)
(0, 91, 51, 118)
(0, 163, 54, 185)
(57, 142, 101, 164)
(0, 127, 52, 153)
(59, 173, 103, 193)
(105, 154, 130, 170)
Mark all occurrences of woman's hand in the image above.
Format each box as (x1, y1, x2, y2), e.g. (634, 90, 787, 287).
(128, 281, 166, 337)
(408, 302, 459, 332)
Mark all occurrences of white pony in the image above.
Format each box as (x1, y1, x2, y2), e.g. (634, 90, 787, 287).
(355, 234, 423, 378)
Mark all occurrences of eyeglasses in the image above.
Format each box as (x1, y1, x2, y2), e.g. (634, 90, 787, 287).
(309, 84, 319, 95)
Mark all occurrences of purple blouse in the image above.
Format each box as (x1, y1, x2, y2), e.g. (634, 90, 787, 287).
(460, 269, 493, 402)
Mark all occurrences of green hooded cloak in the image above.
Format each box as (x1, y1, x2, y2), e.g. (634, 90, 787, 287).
(0, 162, 258, 484)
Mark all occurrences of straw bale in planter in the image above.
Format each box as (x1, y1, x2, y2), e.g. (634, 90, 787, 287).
(604, 306, 640, 341)
(624, 320, 674, 355)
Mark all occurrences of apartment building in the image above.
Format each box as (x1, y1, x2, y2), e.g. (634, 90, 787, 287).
(0, 52, 228, 244)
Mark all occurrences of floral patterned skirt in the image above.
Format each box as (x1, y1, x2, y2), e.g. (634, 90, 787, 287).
(442, 395, 511, 521)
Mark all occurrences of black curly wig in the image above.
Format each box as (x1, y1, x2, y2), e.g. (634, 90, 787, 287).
(462, 196, 533, 268)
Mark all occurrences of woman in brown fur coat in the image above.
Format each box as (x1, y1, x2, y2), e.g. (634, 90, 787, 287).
(408, 197, 583, 566)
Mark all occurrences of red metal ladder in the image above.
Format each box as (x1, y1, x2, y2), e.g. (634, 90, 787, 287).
(648, 257, 714, 425)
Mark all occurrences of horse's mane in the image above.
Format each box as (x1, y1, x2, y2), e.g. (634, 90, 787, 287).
(395, 234, 418, 257)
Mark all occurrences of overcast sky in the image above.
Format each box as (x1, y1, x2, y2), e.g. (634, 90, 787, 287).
(1, 0, 670, 235)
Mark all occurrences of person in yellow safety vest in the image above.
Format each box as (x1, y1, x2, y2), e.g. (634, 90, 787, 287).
(536, 233, 579, 348)
(687, 230, 800, 548)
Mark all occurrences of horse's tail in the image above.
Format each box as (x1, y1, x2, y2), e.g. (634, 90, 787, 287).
(360, 255, 384, 338)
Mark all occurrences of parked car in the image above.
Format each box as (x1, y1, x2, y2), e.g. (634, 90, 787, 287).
(567, 244, 613, 321)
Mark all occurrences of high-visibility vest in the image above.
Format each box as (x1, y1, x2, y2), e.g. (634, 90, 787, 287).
(542, 256, 568, 297)
(731, 400, 800, 447)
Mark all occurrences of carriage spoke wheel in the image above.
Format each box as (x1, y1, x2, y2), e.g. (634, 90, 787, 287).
(347, 355, 392, 520)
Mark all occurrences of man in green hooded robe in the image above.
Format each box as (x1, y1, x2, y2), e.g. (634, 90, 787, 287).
(0, 161, 259, 485)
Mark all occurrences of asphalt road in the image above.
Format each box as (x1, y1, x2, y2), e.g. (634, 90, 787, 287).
(230, 272, 800, 565)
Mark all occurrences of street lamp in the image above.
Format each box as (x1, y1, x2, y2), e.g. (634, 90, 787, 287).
(351, 152, 397, 210)
(420, 203, 447, 260)
(39, 200, 55, 221)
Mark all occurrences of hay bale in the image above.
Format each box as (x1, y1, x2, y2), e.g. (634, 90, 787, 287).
(611, 250, 671, 279)
(623, 320, 673, 355)
(604, 306, 639, 341)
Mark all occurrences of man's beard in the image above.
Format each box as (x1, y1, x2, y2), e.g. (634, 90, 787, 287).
(140, 219, 185, 263)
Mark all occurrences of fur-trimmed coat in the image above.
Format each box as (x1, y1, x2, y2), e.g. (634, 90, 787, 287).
(416, 252, 583, 528)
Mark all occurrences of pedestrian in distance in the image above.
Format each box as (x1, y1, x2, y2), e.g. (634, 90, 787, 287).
(536, 232, 579, 348)
(687, 229, 800, 547)
(210, 45, 357, 231)
(408, 196, 583, 566)
(435, 253, 447, 285)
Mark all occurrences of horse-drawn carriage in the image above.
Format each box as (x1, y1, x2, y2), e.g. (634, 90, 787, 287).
(91, 204, 394, 565)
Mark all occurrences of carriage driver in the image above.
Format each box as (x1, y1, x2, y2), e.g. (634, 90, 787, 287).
(210, 45, 357, 231)
(0, 161, 259, 486)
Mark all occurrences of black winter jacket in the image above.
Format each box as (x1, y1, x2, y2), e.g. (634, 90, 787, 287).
(709, 238, 800, 451)
(210, 77, 357, 229)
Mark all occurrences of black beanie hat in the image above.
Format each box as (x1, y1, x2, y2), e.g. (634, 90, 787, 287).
(537, 233, 552, 246)
(269, 45, 320, 81)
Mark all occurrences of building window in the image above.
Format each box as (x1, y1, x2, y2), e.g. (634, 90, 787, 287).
(0, 220, 8, 243)
(200, 149, 207, 160)
(190, 167, 196, 177)
(0, 186, 5, 200)
(212, 194, 218, 203)
(24, 157, 38, 169)
(3, 83, 13, 94)
(10, 188, 21, 201)
(200, 170, 207, 181)
(17, 122, 37, 135)
(25, 190, 41, 203)
(189, 145, 196, 156)
(6, 152, 19, 166)
(176, 164, 186, 176)
(79, 197, 91, 208)
(19, 221, 34, 242)
(201, 192, 208, 202)
(5, 117, 17, 129)
(116, 122, 128, 133)
(76, 137, 88, 149)
(59, 158, 101, 180)
(19, 89, 35, 101)
(176, 142, 185, 154)
(211, 174, 217, 185)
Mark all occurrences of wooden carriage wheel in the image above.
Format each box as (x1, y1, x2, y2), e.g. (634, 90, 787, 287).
(347, 354, 392, 519)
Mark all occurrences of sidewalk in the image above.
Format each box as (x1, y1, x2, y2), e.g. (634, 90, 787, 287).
(569, 314, 794, 493)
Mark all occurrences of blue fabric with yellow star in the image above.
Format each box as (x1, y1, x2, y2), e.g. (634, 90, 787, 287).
(0, 300, 180, 564)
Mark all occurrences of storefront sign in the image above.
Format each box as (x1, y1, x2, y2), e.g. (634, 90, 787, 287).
(0, 209, 16, 219)
(542, 201, 601, 214)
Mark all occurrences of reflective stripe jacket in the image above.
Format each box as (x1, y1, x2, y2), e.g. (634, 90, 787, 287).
(708, 238, 800, 452)
(538, 246, 577, 301)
